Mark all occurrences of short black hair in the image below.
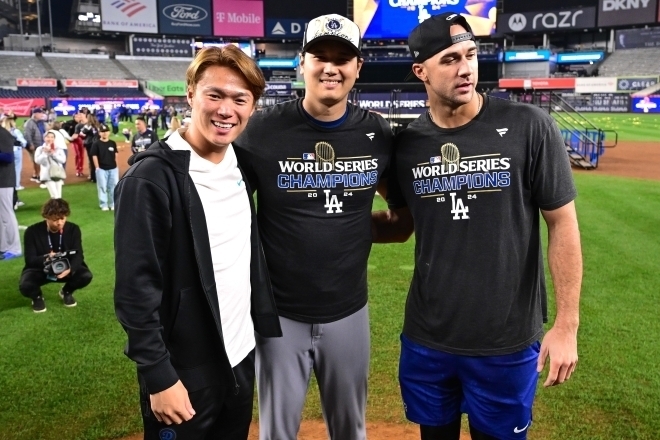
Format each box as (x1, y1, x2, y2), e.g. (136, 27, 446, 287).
(41, 198, 71, 219)
(136, 116, 146, 123)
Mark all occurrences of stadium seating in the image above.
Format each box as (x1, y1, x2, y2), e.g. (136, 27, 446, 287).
(116, 57, 190, 81)
(0, 87, 61, 98)
(0, 53, 52, 84)
(43, 54, 130, 80)
(598, 48, 660, 77)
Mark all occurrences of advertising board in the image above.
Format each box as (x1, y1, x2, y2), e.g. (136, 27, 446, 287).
(49, 98, 163, 116)
(597, 0, 657, 27)
(213, 0, 263, 37)
(101, 0, 158, 34)
(158, 0, 213, 35)
(497, 7, 596, 33)
(354, 0, 497, 39)
(0, 98, 46, 116)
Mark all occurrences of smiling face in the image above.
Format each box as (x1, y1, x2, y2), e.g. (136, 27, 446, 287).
(414, 24, 479, 109)
(44, 132, 56, 145)
(186, 65, 255, 154)
(301, 40, 363, 107)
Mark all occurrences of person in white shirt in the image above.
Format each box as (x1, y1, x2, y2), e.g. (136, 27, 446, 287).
(114, 45, 281, 440)
(35, 132, 66, 199)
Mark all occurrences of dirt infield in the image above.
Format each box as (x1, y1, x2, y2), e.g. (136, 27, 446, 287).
(576, 141, 660, 181)
(120, 421, 470, 440)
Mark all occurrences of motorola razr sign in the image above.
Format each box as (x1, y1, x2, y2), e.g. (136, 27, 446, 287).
(598, 0, 658, 27)
(158, 0, 213, 35)
(497, 7, 597, 33)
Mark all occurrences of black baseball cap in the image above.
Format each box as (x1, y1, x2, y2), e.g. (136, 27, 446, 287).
(99, 124, 110, 132)
(405, 13, 476, 80)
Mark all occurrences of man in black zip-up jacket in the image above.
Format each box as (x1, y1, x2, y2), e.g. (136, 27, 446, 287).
(114, 46, 281, 440)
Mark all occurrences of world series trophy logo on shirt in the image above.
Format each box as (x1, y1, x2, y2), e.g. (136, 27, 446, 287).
(440, 142, 460, 167)
(315, 141, 336, 170)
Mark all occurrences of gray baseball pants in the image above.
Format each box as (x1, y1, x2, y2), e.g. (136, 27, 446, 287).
(256, 304, 370, 440)
(0, 187, 21, 255)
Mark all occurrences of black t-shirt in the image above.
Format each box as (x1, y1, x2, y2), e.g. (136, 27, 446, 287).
(234, 99, 393, 323)
(131, 129, 158, 153)
(388, 96, 577, 356)
(81, 124, 98, 147)
(90, 139, 118, 170)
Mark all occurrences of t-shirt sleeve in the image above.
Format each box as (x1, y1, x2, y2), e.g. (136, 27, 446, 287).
(531, 117, 577, 211)
(376, 115, 394, 181)
(386, 138, 408, 210)
(90, 141, 99, 157)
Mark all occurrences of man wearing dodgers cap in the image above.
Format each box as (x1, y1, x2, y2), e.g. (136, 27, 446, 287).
(373, 12, 582, 440)
(234, 13, 394, 440)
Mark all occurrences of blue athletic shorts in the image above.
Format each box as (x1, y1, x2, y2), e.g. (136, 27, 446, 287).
(399, 334, 540, 440)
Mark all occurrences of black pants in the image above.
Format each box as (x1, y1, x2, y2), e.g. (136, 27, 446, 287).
(19, 267, 93, 299)
(141, 351, 255, 440)
(85, 144, 96, 182)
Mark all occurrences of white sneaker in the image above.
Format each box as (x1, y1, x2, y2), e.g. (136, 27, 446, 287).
(101, 207, 109, 211)
(15, 186, 24, 190)
(39, 184, 47, 189)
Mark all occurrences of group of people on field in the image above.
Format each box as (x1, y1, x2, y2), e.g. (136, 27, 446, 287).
(113, 12, 582, 440)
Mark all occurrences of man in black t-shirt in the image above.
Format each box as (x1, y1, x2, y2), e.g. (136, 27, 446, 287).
(130, 116, 158, 154)
(90, 124, 118, 211)
(233, 14, 393, 440)
(372, 13, 582, 440)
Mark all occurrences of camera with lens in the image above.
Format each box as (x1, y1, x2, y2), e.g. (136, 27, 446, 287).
(43, 250, 76, 276)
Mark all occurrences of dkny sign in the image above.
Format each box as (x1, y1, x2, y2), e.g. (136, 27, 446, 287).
(497, 7, 597, 33)
(598, 0, 657, 26)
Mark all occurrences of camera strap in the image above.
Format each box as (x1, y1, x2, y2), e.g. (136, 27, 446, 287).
(47, 226, 63, 253)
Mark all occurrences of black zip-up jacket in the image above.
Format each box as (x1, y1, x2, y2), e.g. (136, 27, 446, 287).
(114, 141, 281, 395)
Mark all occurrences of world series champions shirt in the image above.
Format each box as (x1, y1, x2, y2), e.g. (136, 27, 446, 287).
(234, 99, 393, 323)
(388, 95, 577, 356)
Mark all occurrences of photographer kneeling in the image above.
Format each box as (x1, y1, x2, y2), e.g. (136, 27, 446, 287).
(19, 198, 92, 313)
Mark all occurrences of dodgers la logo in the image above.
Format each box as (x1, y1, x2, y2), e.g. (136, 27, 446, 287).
(326, 18, 342, 31)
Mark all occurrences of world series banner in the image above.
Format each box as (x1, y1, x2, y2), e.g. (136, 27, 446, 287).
(101, 0, 158, 34)
(354, 0, 497, 38)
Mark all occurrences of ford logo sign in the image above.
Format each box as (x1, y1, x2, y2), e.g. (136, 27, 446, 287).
(163, 4, 207, 23)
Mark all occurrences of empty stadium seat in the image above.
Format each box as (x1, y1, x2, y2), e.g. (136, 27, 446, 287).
(598, 48, 660, 77)
(116, 57, 191, 81)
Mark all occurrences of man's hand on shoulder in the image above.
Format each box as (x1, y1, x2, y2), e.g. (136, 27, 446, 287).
(149, 380, 196, 425)
(537, 325, 578, 387)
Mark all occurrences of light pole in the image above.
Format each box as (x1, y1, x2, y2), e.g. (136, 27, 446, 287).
(36, 0, 42, 50)
(47, 0, 53, 50)
(18, 0, 23, 35)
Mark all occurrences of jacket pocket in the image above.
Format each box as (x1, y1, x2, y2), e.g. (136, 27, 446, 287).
(168, 287, 215, 369)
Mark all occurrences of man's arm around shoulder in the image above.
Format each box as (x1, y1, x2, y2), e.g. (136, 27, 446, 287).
(537, 201, 582, 387)
(372, 178, 414, 243)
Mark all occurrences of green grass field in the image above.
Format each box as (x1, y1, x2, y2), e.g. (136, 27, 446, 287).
(1, 172, 659, 439)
